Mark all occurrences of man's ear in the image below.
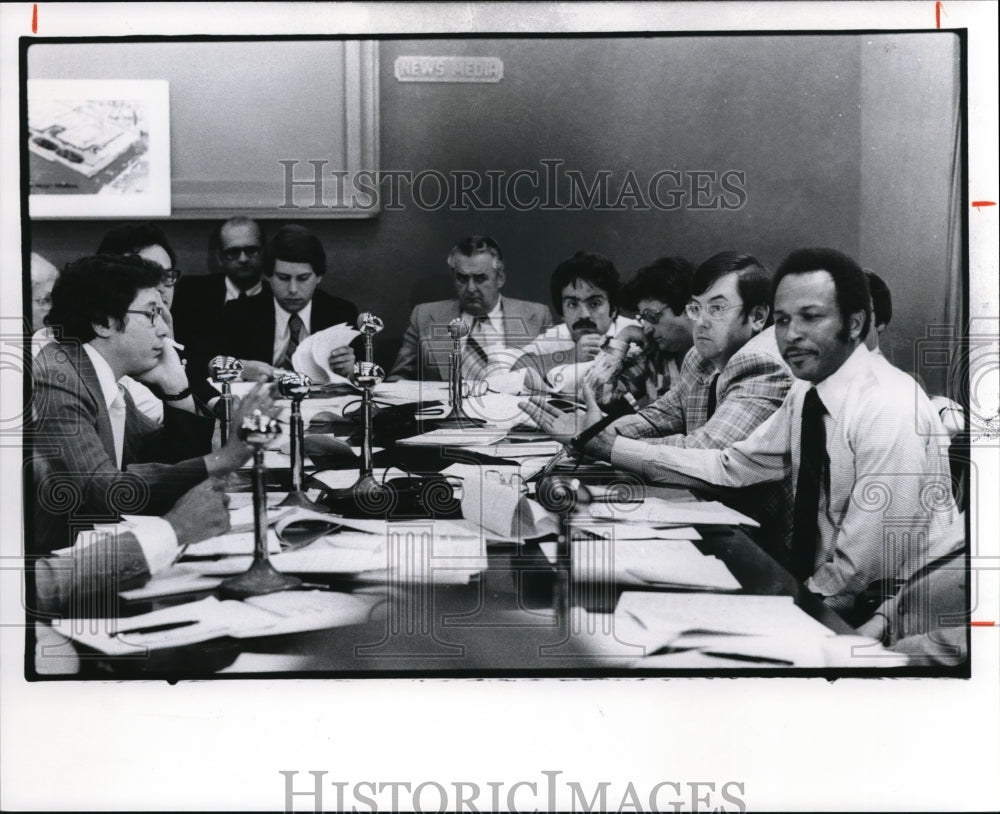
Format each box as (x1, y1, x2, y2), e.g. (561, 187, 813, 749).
(748, 304, 768, 332)
(495, 266, 506, 290)
(91, 317, 116, 339)
(847, 309, 866, 341)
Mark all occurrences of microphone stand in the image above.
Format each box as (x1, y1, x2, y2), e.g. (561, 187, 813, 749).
(322, 361, 394, 515)
(209, 355, 244, 447)
(536, 475, 593, 619)
(431, 317, 486, 428)
(277, 373, 322, 509)
(219, 411, 302, 599)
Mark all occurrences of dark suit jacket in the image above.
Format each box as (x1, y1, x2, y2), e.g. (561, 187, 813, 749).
(218, 288, 360, 365)
(31, 341, 213, 554)
(388, 297, 553, 381)
(171, 275, 268, 395)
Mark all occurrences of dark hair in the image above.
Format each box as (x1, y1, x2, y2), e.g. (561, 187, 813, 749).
(208, 217, 265, 273)
(96, 222, 177, 269)
(45, 254, 163, 342)
(265, 224, 326, 277)
(549, 251, 620, 318)
(447, 235, 504, 272)
(865, 270, 892, 329)
(692, 251, 773, 325)
(621, 256, 695, 316)
(772, 248, 871, 341)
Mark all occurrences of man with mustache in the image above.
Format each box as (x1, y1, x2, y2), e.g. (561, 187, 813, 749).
(528, 248, 962, 632)
(510, 251, 639, 394)
(388, 235, 552, 382)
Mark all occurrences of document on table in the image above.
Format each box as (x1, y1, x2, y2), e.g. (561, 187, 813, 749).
(588, 498, 759, 527)
(578, 523, 702, 541)
(570, 538, 741, 591)
(397, 428, 509, 446)
(183, 529, 282, 558)
(54, 591, 382, 654)
(374, 380, 449, 404)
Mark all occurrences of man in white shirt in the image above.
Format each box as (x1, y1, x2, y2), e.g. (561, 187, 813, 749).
(529, 248, 964, 623)
(217, 224, 359, 381)
(32, 479, 231, 617)
(509, 250, 639, 395)
(387, 235, 552, 381)
(32, 254, 274, 554)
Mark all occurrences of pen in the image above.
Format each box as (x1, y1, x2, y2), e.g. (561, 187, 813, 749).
(568, 393, 637, 453)
(701, 650, 793, 666)
(114, 620, 199, 636)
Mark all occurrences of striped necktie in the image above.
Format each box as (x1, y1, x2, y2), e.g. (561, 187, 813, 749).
(278, 313, 304, 369)
(464, 314, 490, 376)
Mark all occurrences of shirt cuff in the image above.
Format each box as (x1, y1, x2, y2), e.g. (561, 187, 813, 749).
(118, 515, 180, 575)
(610, 436, 655, 476)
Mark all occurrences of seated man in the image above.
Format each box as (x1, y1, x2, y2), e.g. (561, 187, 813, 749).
(28, 252, 59, 356)
(32, 254, 272, 554)
(586, 256, 694, 407)
(31, 479, 230, 617)
(510, 250, 639, 394)
(526, 251, 792, 548)
(525, 248, 964, 619)
(218, 224, 359, 380)
(388, 235, 553, 381)
(171, 216, 268, 382)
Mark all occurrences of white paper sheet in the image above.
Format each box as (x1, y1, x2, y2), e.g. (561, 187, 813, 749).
(588, 498, 760, 527)
(291, 322, 361, 384)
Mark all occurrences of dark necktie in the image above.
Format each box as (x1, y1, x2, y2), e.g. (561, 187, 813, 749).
(465, 315, 490, 368)
(791, 387, 827, 581)
(278, 313, 303, 369)
(705, 372, 721, 419)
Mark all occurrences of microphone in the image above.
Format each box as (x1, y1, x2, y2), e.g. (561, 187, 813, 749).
(357, 312, 384, 336)
(448, 317, 470, 339)
(568, 392, 638, 453)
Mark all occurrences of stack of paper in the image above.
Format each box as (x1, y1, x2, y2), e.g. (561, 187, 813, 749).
(570, 538, 740, 591)
(589, 498, 759, 527)
(374, 380, 449, 405)
(614, 592, 836, 667)
(291, 323, 362, 384)
(53, 591, 383, 654)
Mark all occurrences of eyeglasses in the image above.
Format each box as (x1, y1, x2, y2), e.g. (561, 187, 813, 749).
(637, 306, 668, 325)
(685, 302, 744, 321)
(221, 245, 262, 262)
(125, 305, 164, 326)
(159, 268, 182, 287)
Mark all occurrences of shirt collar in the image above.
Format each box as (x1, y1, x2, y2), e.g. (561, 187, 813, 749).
(274, 298, 312, 332)
(814, 343, 870, 417)
(82, 342, 121, 409)
(225, 276, 263, 302)
(462, 296, 504, 331)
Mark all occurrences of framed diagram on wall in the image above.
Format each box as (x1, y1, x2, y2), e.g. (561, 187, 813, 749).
(27, 78, 171, 217)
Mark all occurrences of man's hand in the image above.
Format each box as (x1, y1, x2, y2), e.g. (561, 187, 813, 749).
(615, 323, 646, 348)
(238, 359, 276, 381)
(203, 379, 279, 475)
(519, 379, 603, 444)
(135, 340, 189, 395)
(327, 346, 356, 377)
(164, 478, 231, 548)
(575, 333, 603, 362)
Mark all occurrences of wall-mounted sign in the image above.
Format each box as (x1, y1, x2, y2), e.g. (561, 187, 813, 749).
(394, 56, 503, 83)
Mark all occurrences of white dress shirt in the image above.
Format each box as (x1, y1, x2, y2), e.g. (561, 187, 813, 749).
(272, 299, 313, 367)
(225, 277, 263, 303)
(64, 515, 180, 575)
(35, 330, 163, 424)
(611, 344, 964, 613)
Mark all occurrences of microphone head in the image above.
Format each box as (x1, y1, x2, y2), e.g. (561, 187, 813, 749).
(277, 372, 312, 399)
(357, 312, 384, 335)
(209, 355, 244, 382)
(350, 361, 385, 388)
(238, 409, 281, 445)
(448, 317, 470, 339)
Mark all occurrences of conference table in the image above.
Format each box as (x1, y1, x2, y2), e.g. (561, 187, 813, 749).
(34, 381, 899, 680)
